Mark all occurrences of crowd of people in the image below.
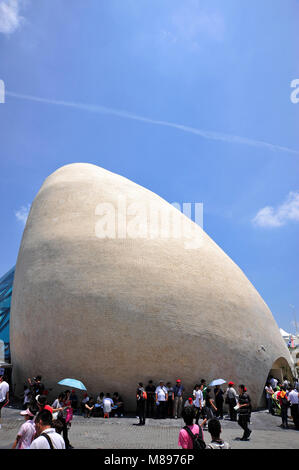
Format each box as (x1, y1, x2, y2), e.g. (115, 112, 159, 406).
(0, 374, 128, 449)
(81, 392, 125, 418)
(136, 379, 252, 444)
(1, 372, 299, 449)
(265, 375, 299, 430)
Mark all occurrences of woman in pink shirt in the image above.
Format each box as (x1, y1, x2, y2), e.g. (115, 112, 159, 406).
(178, 406, 206, 449)
(12, 408, 36, 449)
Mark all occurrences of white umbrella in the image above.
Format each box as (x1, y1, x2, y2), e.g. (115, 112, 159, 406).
(209, 379, 226, 386)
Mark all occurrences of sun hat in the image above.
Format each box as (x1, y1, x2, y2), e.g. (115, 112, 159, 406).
(228, 381, 235, 386)
(20, 409, 34, 417)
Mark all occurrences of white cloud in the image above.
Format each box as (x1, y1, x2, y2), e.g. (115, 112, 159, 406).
(15, 203, 30, 225)
(252, 191, 299, 228)
(0, 0, 23, 34)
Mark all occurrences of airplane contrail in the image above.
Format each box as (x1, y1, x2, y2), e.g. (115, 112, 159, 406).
(6, 90, 299, 156)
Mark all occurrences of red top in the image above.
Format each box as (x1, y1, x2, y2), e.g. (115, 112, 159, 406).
(44, 405, 53, 414)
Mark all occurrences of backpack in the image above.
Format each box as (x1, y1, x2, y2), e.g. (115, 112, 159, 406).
(183, 425, 206, 450)
(281, 396, 290, 407)
(137, 388, 147, 400)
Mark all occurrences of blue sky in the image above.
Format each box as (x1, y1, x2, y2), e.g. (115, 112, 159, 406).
(0, 0, 298, 333)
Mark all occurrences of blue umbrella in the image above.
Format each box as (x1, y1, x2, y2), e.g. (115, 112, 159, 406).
(58, 378, 87, 391)
(209, 379, 226, 387)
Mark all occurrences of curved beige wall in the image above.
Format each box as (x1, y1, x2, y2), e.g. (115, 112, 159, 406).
(10, 163, 292, 409)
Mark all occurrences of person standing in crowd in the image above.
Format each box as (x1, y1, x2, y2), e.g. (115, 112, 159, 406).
(193, 384, 203, 425)
(206, 418, 231, 449)
(277, 386, 290, 429)
(244, 386, 252, 424)
(155, 380, 168, 419)
(178, 406, 205, 449)
(226, 381, 238, 421)
(173, 379, 184, 419)
(69, 390, 78, 412)
(28, 376, 45, 397)
(237, 384, 252, 441)
(269, 375, 278, 391)
(214, 385, 224, 419)
(0, 375, 9, 430)
(22, 384, 31, 410)
(145, 380, 156, 418)
(12, 408, 36, 449)
(205, 388, 217, 420)
(30, 410, 65, 449)
(265, 382, 274, 415)
(288, 384, 299, 430)
(103, 393, 114, 418)
(52, 392, 72, 448)
(283, 376, 290, 388)
(166, 382, 174, 418)
(60, 391, 73, 448)
(136, 382, 147, 425)
(52, 393, 65, 420)
(63, 390, 73, 426)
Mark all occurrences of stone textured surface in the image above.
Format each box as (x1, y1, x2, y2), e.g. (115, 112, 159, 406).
(10, 163, 292, 409)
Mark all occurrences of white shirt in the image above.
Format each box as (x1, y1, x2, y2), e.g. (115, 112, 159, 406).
(52, 399, 64, 409)
(30, 428, 65, 449)
(270, 378, 278, 390)
(288, 390, 299, 405)
(193, 389, 204, 408)
(155, 386, 167, 401)
(265, 385, 274, 399)
(103, 397, 113, 413)
(227, 387, 238, 400)
(0, 381, 9, 402)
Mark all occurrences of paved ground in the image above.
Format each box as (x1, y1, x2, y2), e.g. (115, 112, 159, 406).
(1, 407, 299, 449)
